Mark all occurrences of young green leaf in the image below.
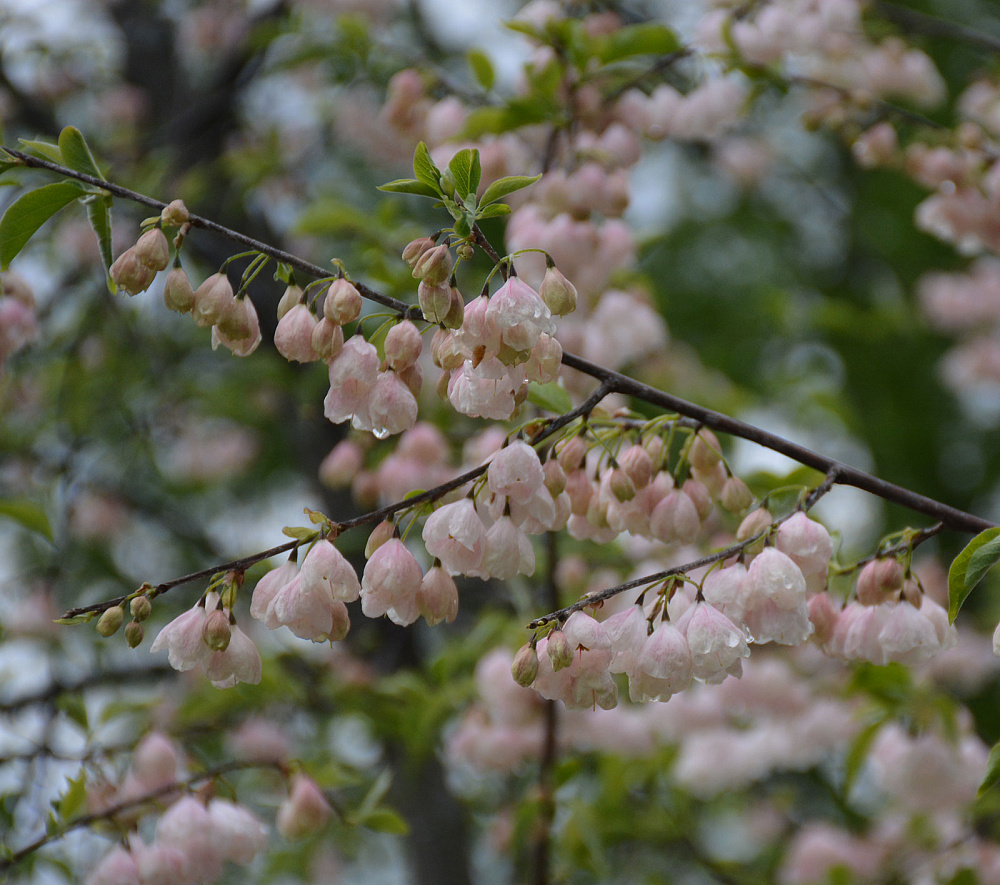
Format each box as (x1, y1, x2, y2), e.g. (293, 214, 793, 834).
(948, 527, 1000, 623)
(0, 498, 54, 542)
(979, 740, 1000, 798)
(377, 178, 441, 198)
(447, 148, 475, 199)
(469, 149, 482, 196)
(55, 771, 88, 822)
(466, 49, 495, 91)
(85, 193, 114, 283)
(18, 138, 64, 165)
(475, 202, 511, 219)
(0, 181, 84, 268)
(528, 381, 572, 414)
(57, 126, 104, 180)
(596, 23, 681, 63)
(412, 142, 442, 192)
(479, 173, 542, 207)
(359, 808, 410, 835)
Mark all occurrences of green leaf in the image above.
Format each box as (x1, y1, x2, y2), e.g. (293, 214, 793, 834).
(466, 49, 495, 90)
(274, 262, 294, 284)
(57, 126, 104, 180)
(412, 142, 442, 192)
(528, 381, 572, 414)
(377, 178, 441, 199)
(0, 181, 83, 268)
(447, 149, 475, 199)
(469, 150, 482, 196)
(843, 718, 884, 793)
(0, 498, 54, 542)
(18, 138, 63, 165)
(479, 174, 542, 207)
(978, 741, 1000, 798)
(85, 193, 114, 282)
(948, 527, 1000, 623)
(282, 526, 320, 541)
(56, 694, 89, 732)
(360, 808, 410, 835)
(596, 23, 680, 63)
(55, 771, 87, 822)
(54, 612, 97, 626)
(475, 202, 511, 219)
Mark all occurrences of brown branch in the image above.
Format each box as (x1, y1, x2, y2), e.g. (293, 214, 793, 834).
(873, 2, 1000, 57)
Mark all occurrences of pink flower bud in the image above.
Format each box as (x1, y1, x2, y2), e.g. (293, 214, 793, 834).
(511, 643, 539, 687)
(543, 459, 567, 496)
(619, 444, 652, 489)
(856, 558, 905, 605)
(274, 303, 318, 363)
(277, 774, 332, 840)
(202, 608, 232, 651)
(160, 199, 190, 226)
(547, 629, 573, 671)
(134, 228, 170, 271)
(608, 467, 636, 502)
(162, 267, 195, 313)
(324, 278, 363, 324)
(688, 429, 723, 471)
(539, 265, 578, 315)
(737, 507, 772, 551)
(191, 273, 236, 328)
(418, 280, 452, 324)
(311, 317, 344, 362)
(402, 236, 435, 268)
(110, 248, 155, 296)
(384, 320, 422, 370)
(417, 565, 459, 625)
(276, 284, 304, 321)
(720, 475, 753, 513)
(319, 440, 364, 488)
(365, 520, 395, 558)
(131, 732, 179, 791)
(412, 243, 453, 286)
(557, 435, 588, 471)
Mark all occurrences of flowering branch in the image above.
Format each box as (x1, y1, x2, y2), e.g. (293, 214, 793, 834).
(0, 760, 283, 871)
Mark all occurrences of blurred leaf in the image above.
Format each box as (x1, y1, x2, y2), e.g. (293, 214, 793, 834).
(359, 808, 409, 835)
(0, 499, 53, 542)
(948, 527, 1000, 623)
(56, 694, 89, 732)
(412, 142, 442, 192)
(54, 771, 87, 822)
(528, 381, 572, 414)
(596, 23, 680, 63)
(479, 174, 541, 207)
(57, 126, 104, 180)
(0, 181, 83, 268)
(978, 741, 1000, 798)
(467, 49, 495, 90)
(843, 717, 884, 793)
(377, 178, 440, 199)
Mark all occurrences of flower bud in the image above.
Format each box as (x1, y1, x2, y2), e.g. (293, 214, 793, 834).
(511, 643, 539, 687)
(557, 435, 587, 471)
(609, 467, 636, 502)
(398, 362, 423, 398)
(412, 244, 453, 286)
(311, 317, 344, 362)
(442, 287, 465, 329)
(547, 629, 573, 671)
(719, 475, 753, 513)
(134, 229, 170, 271)
(162, 267, 195, 313)
(160, 199, 190, 226)
(124, 620, 144, 648)
(384, 320, 422, 371)
(619, 444, 652, 489)
(324, 278, 362, 325)
(689, 430, 723, 471)
(277, 285, 304, 321)
(202, 608, 232, 652)
(416, 566, 459, 625)
(682, 478, 712, 521)
(365, 520, 395, 558)
(418, 280, 451, 324)
(191, 273, 236, 328)
(110, 249, 155, 296)
(539, 265, 577, 315)
(856, 558, 905, 606)
(97, 605, 125, 637)
(737, 507, 772, 554)
(402, 236, 434, 268)
(130, 596, 152, 621)
(276, 774, 332, 840)
(456, 242, 474, 261)
(543, 459, 567, 496)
